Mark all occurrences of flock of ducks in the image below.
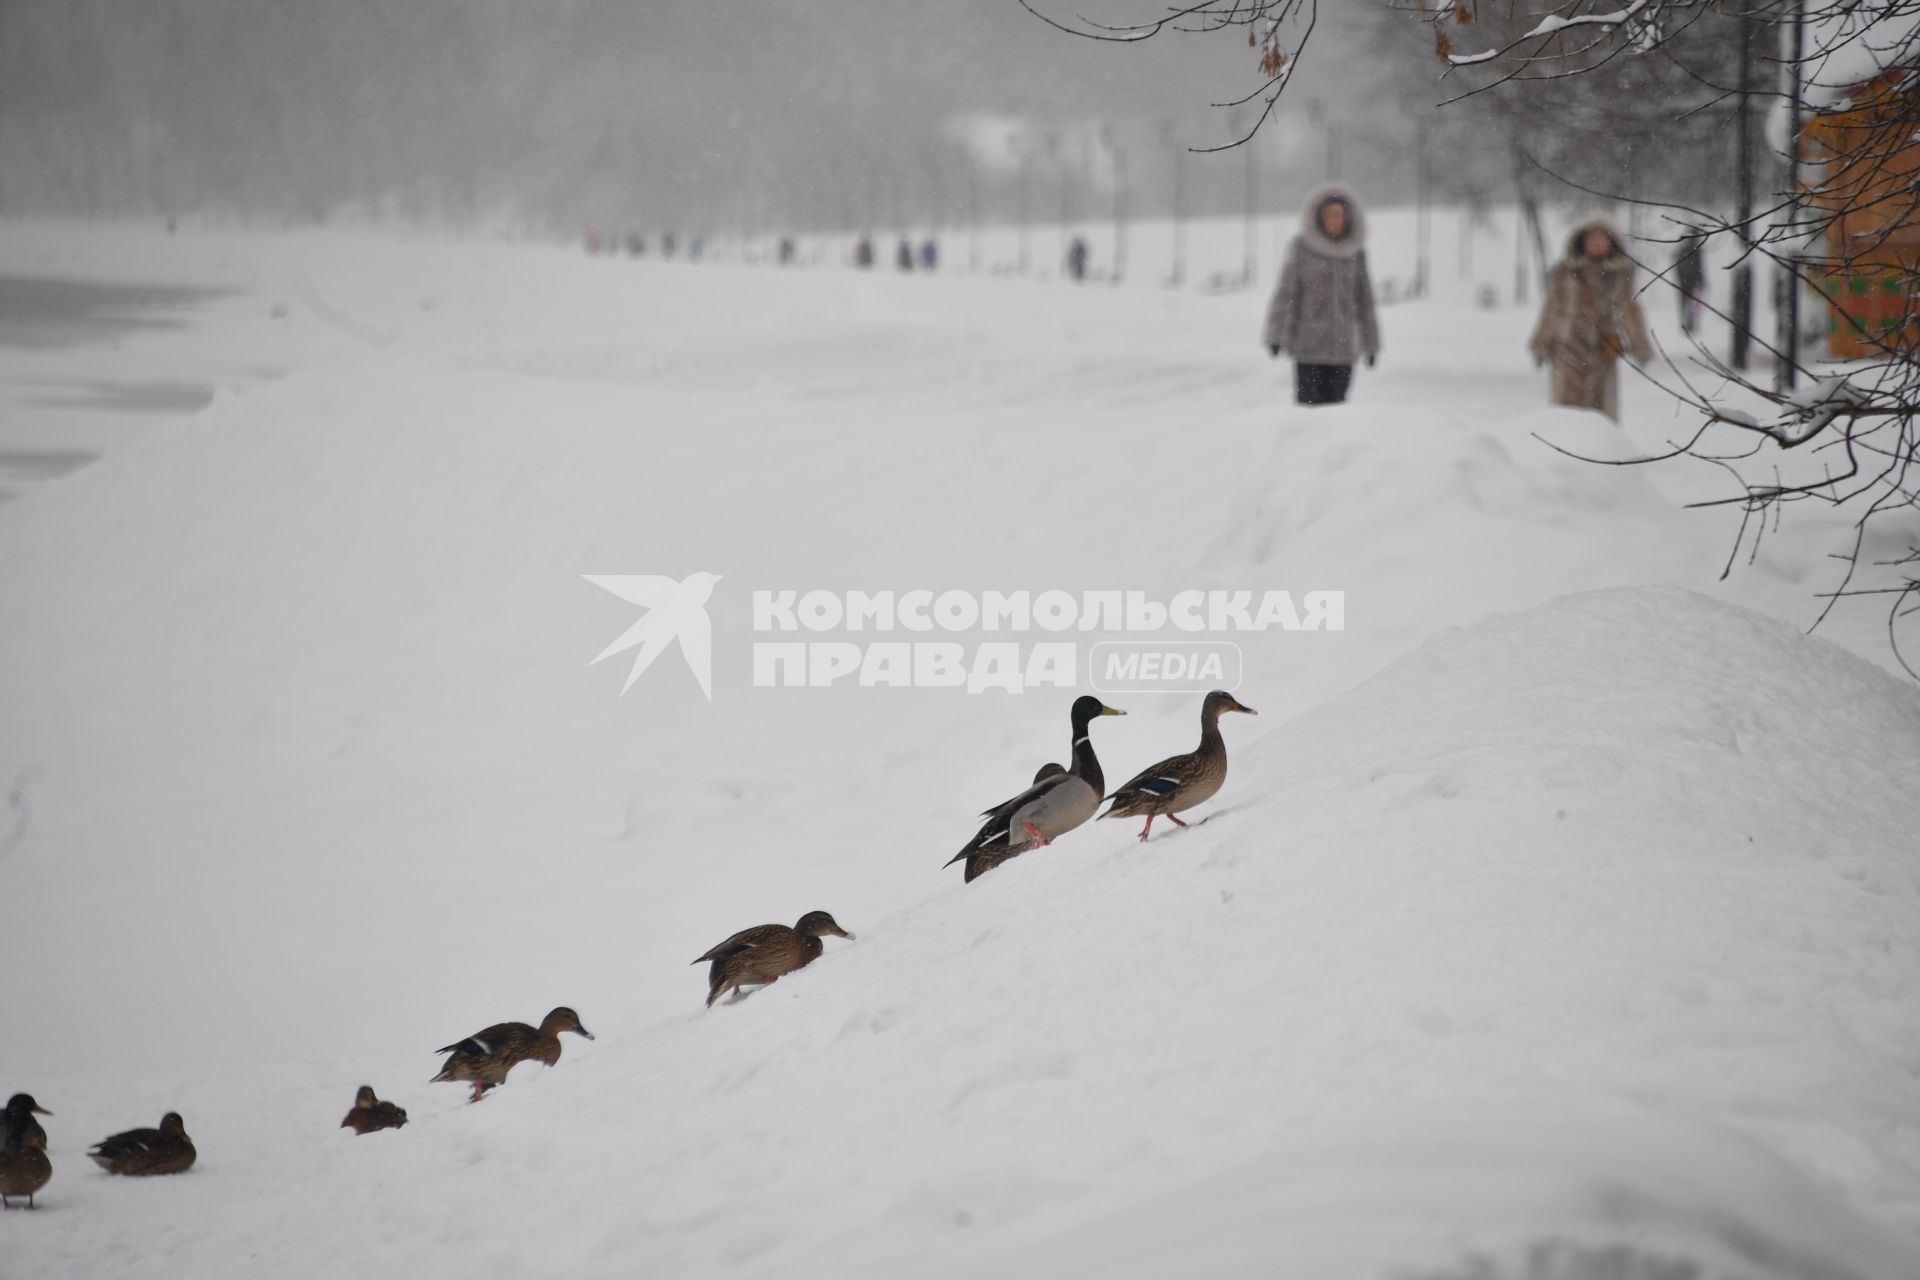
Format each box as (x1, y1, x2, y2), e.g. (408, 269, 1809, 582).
(1, 1095, 197, 1207)
(0, 688, 1252, 1209)
(949, 691, 1256, 881)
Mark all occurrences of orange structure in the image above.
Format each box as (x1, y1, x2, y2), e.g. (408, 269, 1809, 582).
(1801, 66, 1920, 358)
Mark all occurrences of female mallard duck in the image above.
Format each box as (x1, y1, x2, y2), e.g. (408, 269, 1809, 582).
(431, 1006, 593, 1102)
(947, 695, 1126, 882)
(89, 1111, 196, 1176)
(0, 1093, 53, 1208)
(1102, 689, 1256, 840)
(695, 910, 854, 1008)
(340, 1086, 409, 1135)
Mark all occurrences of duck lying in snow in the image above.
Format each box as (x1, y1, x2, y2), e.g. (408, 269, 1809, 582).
(89, 1111, 196, 1176)
(340, 1085, 409, 1135)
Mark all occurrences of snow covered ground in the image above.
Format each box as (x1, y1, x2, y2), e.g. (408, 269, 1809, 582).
(1, 214, 1916, 1279)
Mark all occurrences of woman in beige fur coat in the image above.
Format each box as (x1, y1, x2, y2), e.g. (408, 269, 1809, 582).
(1530, 216, 1653, 422)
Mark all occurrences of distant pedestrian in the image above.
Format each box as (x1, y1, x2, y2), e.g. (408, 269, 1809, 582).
(1263, 184, 1380, 407)
(919, 238, 938, 272)
(1672, 231, 1706, 336)
(1530, 215, 1652, 422)
(1065, 236, 1089, 282)
(778, 236, 796, 266)
(855, 234, 874, 269)
(896, 238, 914, 272)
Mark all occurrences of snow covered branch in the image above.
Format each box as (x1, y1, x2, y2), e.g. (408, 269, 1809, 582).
(1445, 0, 1659, 67)
(1708, 376, 1881, 449)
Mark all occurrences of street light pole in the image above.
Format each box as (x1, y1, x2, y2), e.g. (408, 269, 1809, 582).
(1164, 119, 1186, 289)
(1104, 125, 1128, 286)
(1242, 112, 1258, 289)
(1776, 0, 1805, 391)
(1050, 132, 1071, 272)
(966, 161, 981, 274)
(1415, 114, 1432, 299)
(1731, 7, 1757, 372)
(1016, 136, 1032, 275)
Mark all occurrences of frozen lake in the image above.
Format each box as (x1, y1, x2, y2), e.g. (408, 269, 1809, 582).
(0, 271, 225, 501)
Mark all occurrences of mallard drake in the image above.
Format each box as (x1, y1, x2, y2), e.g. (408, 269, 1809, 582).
(695, 910, 854, 1008)
(89, 1112, 196, 1176)
(952, 762, 1064, 881)
(0, 1093, 52, 1208)
(1102, 689, 1256, 840)
(947, 695, 1126, 881)
(431, 1007, 594, 1102)
(340, 1085, 408, 1135)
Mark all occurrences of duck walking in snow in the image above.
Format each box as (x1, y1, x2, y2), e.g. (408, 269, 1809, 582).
(953, 763, 1065, 882)
(89, 1111, 196, 1176)
(0, 1093, 53, 1207)
(431, 1007, 594, 1102)
(1102, 690, 1257, 841)
(340, 1086, 409, 1135)
(695, 911, 855, 1008)
(947, 695, 1127, 882)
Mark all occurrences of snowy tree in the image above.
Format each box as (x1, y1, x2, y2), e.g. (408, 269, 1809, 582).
(1433, 3, 1920, 673)
(1033, 0, 1920, 673)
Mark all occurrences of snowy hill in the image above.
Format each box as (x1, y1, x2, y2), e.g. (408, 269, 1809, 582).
(2, 223, 1918, 1277)
(10, 584, 1918, 1279)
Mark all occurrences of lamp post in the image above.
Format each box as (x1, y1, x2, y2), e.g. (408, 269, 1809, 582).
(1731, 7, 1758, 372)
(965, 160, 981, 274)
(1308, 98, 1339, 182)
(1051, 131, 1071, 271)
(1163, 118, 1186, 289)
(1776, 1, 1805, 391)
(1240, 110, 1259, 289)
(1414, 114, 1432, 299)
(1104, 124, 1128, 285)
(1015, 133, 1032, 275)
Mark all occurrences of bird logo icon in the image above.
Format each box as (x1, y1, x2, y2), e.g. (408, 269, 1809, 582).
(584, 572, 722, 700)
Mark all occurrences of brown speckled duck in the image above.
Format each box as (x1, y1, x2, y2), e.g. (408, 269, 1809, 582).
(695, 910, 854, 1007)
(947, 695, 1127, 882)
(89, 1111, 196, 1176)
(431, 1007, 593, 1102)
(0, 1093, 53, 1208)
(340, 1086, 409, 1135)
(1101, 689, 1256, 840)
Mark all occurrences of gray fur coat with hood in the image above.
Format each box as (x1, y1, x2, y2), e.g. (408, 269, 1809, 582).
(1263, 183, 1381, 366)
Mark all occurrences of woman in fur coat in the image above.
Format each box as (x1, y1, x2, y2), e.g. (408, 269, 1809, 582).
(1530, 215, 1653, 422)
(1263, 185, 1381, 406)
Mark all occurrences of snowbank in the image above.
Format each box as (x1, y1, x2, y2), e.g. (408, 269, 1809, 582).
(6, 586, 1917, 1279)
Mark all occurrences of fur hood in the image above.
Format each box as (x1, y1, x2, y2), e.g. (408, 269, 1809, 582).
(1563, 214, 1632, 265)
(1295, 183, 1368, 259)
